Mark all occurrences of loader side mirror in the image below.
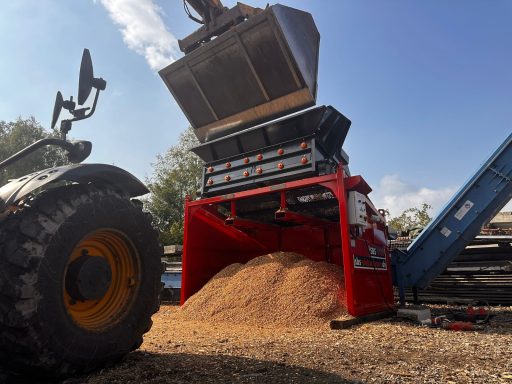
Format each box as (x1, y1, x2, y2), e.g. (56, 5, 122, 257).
(51, 91, 76, 129)
(51, 48, 107, 139)
(78, 48, 106, 105)
(51, 91, 64, 129)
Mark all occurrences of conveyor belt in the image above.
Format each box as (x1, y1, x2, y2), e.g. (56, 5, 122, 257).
(393, 133, 512, 298)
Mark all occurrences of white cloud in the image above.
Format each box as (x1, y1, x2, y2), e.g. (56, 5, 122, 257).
(100, 0, 180, 71)
(502, 199, 512, 212)
(370, 174, 512, 218)
(369, 174, 458, 218)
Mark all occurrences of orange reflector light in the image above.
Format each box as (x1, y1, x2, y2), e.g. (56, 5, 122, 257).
(256, 167, 263, 174)
(225, 162, 231, 168)
(243, 157, 250, 164)
(207, 166, 214, 173)
(243, 171, 249, 177)
(256, 154, 263, 161)
(277, 163, 284, 169)
(277, 148, 284, 155)
(301, 156, 308, 164)
(224, 175, 231, 181)
(300, 142, 308, 149)
(207, 178, 214, 185)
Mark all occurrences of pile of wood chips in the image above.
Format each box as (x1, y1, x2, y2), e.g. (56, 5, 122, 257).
(179, 252, 347, 328)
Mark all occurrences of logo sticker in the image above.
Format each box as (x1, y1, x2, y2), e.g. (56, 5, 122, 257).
(454, 200, 474, 221)
(354, 255, 387, 270)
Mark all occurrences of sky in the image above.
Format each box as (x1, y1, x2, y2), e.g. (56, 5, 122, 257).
(0, 0, 510, 216)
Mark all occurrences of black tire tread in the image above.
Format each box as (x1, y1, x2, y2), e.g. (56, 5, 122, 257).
(0, 184, 161, 377)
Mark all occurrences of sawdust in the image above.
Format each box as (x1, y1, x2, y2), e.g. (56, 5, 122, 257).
(179, 252, 347, 328)
(64, 305, 512, 384)
(7, 253, 512, 383)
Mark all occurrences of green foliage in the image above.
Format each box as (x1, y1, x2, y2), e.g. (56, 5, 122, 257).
(0, 117, 68, 185)
(387, 203, 432, 234)
(145, 127, 202, 245)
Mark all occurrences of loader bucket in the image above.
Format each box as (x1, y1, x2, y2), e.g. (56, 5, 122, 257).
(159, 4, 320, 142)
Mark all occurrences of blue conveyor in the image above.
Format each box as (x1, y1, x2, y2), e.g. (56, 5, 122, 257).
(393, 133, 512, 300)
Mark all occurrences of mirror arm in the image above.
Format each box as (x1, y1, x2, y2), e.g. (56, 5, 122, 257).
(59, 89, 102, 140)
(72, 88, 101, 122)
(0, 138, 78, 172)
(82, 88, 101, 120)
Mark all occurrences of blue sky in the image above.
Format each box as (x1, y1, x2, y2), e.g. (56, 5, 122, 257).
(0, 1, 510, 215)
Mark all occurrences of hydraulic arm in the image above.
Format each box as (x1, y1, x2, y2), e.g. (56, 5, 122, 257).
(183, 0, 226, 24)
(180, 0, 261, 53)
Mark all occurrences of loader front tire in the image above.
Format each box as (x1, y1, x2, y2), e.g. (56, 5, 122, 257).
(0, 184, 161, 377)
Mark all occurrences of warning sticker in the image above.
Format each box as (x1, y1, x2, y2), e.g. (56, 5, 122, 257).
(454, 200, 474, 221)
(440, 227, 452, 238)
(354, 255, 387, 270)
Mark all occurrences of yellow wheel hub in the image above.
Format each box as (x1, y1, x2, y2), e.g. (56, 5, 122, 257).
(63, 229, 140, 332)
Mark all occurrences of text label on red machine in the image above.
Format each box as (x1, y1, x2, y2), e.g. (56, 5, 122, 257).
(353, 255, 387, 270)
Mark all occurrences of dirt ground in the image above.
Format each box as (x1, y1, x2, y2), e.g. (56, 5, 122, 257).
(3, 304, 512, 384)
(57, 304, 512, 384)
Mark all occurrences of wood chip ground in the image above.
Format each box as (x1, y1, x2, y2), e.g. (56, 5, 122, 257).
(74, 305, 512, 384)
(3, 252, 512, 383)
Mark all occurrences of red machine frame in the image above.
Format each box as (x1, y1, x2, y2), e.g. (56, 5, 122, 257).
(181, 166, 394, 317)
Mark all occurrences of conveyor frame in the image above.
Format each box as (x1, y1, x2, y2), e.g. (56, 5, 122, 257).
(393, 133, 512, 302)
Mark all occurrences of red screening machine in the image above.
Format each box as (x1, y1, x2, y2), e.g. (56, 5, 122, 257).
(160, 1, 395, 317)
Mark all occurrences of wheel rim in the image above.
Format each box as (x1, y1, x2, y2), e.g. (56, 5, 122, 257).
(63, 229, 140, 332)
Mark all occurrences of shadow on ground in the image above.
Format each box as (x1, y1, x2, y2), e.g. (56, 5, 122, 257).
(1, 352, 361, 384)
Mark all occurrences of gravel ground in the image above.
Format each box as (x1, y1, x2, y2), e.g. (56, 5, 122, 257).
(7, 304, 509, 384)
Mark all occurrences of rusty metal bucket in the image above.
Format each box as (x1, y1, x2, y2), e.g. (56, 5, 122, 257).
(159, 4, 320, 142)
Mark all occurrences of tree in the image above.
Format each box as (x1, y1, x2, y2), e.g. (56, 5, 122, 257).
(387, 203, 432, 235)
(0, 117, 68, 185)
(145, 127, 202, 245)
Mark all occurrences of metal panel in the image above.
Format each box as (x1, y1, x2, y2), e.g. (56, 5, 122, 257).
(191, 106, 351, 163)
(190, 106, 351, 196)
(160, 4, 320, 142)
(394, 133, 512, 291)
(199, 137, 318, 196)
